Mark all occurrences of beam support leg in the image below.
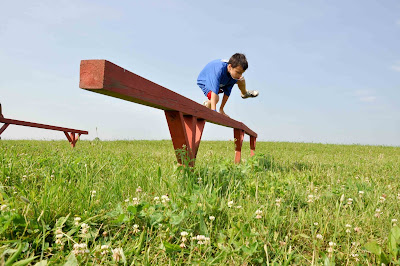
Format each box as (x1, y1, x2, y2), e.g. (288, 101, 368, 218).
(234, 128, 244, 164)
(0, 123, 9, 139)
(250, 136, 256, 156)
(64, 132, 81, 148)
(165, 111, 205, 166)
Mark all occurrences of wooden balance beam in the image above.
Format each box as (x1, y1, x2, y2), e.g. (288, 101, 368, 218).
(79, 60, 257, 165)
(0, 104, 88, 147)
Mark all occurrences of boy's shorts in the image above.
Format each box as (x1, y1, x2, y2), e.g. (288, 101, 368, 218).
(206, 88, 224, 100)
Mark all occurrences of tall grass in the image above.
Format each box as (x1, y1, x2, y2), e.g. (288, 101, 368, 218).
(0, 140, 399, 264)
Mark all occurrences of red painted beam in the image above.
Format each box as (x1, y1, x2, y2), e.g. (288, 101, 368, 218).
(79, 60, 257, 138)
(0, 117, 88, 135)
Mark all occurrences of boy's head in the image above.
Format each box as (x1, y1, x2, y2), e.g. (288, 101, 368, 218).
(227, 53, 248, 80)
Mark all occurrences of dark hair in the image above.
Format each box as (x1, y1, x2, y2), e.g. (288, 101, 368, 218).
(228, 53, 248, 71)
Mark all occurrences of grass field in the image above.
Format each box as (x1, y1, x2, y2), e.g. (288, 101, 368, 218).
(0, 140, 399, 265)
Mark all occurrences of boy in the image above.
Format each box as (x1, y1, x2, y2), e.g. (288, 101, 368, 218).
(197, 53, 259, 117)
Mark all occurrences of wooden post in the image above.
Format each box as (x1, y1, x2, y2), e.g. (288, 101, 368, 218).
(250, 136, 256, 156)
(234, 128, 244, 164)
(165, 111, 205, 166)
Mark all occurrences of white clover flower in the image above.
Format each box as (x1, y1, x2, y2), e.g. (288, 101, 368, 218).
(181, 231, 188, 242)
(316, 234, 323, 240)
(0, 205, 8, 211)
(100, 244, 110, 255)
(209, 216, 215, 221)
(379, 196, 386, 203)
(180, 242, 186, 248)
(132, 197, 139, 205)
(227, 201, 234, 208)
(346, 229, 351, 233)
(358, 191, 364, 197)
(124, 198, 130, 202)
(354, 227, 361, 233)
(307, 195, 314, 203)
(314, 222, 318, 226)
(351, 253, 359, 262)
(73, 243, 89, 255)
(374, 208, 383, 218)
(56, 233, 63, 239)
(276, 198, 282, 207)
(136, 186, 142, 193)
(196, 235, 206, 241)
(74, 217, 81, 226)
(112, 248, 123, 262)
(193, 235, 210, 245)
(154, 196, 160, 202)
(392, 219, 398, 223)
(133, 224, 140, 234)
(161, 195, 170, 203)
(236, 205, 242, 209)
(81, 223, 90, 234)
(90, 190, 96, 197)
(347, 198, 353, 205)
(345, 224, 351, 228)
(255, 209, 262, 219)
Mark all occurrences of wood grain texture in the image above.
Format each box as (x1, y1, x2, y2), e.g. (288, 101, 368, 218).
(80, 60, 257, 138)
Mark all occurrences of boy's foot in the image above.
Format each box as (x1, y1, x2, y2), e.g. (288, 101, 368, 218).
(241, 90, 259, 99)
(203, 100, 211, 109)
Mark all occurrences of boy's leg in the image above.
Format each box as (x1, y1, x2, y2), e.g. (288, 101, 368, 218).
(203, 91, 219, 110)
(203, 91, 212, 109)
(237, 78, 259, 98)
(210, 91, 219, 110)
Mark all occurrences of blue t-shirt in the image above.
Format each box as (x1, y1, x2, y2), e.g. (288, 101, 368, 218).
(197, 59, 238, 97)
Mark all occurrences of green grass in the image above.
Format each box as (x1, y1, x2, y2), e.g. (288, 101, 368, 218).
(0, 140, 399, 264)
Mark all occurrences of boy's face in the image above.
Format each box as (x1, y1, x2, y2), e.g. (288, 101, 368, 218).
(227, 64, 245, 80)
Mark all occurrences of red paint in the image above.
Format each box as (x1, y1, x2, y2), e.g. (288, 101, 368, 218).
(234, 128, 245, 163)
(80, 60, 257, 164)
(0, 104, 88, 147)
(250, 136, 256, 156)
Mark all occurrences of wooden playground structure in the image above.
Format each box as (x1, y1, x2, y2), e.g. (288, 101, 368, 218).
(79, 60, 257, 165)
(0, 104, 88, 147)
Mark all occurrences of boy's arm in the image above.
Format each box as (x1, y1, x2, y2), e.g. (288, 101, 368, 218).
(219, 94, 229, 117)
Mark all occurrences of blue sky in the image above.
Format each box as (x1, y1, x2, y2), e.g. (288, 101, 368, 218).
(1, 0, 399, 146)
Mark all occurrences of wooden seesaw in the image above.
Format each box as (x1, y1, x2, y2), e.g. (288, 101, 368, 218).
(79, 60, 257, 166)
(0, 103, 88, 147)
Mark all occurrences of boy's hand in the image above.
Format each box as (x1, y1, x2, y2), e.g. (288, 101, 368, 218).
(219, 109, 229, 118)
